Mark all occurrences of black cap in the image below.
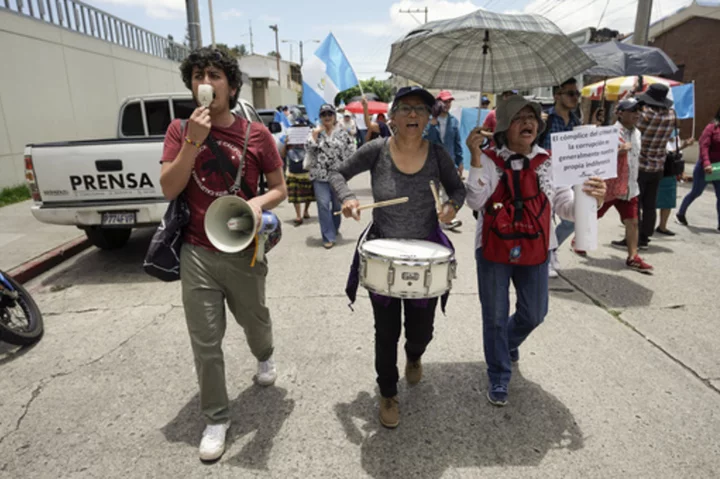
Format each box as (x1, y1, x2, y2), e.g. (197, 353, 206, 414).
(319, 103, 336, 115)
(393, 86, 435, 109)
(617, 98, 640, 112)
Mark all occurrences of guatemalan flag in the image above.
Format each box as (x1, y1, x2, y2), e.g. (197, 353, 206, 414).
(302, 33, 359, 123)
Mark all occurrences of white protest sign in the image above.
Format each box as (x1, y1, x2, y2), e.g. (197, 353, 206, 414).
(551, 126, 619, 187)
(550, 125, 620, 252)
(286, 126, 311, 146)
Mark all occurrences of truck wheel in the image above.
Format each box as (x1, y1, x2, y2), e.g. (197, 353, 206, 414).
(85, 227, 132, 250)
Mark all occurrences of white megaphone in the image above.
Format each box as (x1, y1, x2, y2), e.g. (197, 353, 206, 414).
(204, 196, 278, 262)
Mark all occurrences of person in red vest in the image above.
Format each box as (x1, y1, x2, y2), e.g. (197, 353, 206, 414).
(465, 95, 606, 406)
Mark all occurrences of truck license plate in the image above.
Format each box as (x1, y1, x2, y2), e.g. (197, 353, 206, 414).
(101, 212, 136, 226)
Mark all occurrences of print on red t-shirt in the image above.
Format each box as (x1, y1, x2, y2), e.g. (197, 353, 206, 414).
(161, 115, 283, 251)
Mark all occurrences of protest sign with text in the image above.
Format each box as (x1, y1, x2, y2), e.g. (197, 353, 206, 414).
(551, 126, 619, 187)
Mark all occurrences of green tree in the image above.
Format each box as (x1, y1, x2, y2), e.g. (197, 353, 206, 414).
(335, 77, 393, 105)
(233, 44, 248, 57)
(268, 51, 281, 59)
(214, 43, 248, 59)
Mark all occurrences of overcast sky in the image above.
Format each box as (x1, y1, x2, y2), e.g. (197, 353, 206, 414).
(87, 0, 709, 79)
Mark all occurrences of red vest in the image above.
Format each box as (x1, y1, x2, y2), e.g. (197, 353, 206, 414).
(482, 150, 552, 266)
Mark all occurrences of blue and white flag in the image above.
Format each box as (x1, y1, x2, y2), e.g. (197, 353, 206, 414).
(302, 33, 359, 123)
(273, 110, 291, 128)
(671, 83, 695, 120)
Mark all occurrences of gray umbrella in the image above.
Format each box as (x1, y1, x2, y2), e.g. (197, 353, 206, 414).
(386, 9, 595, 95)
(580, 41, 678, 77)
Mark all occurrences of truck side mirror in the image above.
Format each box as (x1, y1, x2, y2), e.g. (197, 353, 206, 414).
(268, 121, 283, 134)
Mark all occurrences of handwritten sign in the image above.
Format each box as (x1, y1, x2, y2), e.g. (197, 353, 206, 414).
(551, 126, 619, 187)
(286, 126, 310, 146)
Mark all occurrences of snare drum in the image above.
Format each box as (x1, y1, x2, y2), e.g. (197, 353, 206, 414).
(358, 239, 456, 299)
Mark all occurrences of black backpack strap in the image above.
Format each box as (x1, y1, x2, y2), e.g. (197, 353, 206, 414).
(507, 154, 530, 223)
(204, 123, 256, 199)
(232, 121, 254, 193)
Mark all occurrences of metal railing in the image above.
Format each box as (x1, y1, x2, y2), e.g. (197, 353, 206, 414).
(1, 0, 190, 62)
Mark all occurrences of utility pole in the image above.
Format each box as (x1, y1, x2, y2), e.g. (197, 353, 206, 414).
(282, 40, 294, 63)
(299, 40, 320, 67)
(269, 24, 281, 87)
(185, 0, 202, 50)
(208, 0, 216, 48)
(399, 6, 428, 24)
(632, 0, 653, 45)
(249, 20, 254, 54)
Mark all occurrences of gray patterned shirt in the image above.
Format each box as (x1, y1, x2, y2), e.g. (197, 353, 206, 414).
(305, 127, 356, 182)
(329, 138, 467, 240)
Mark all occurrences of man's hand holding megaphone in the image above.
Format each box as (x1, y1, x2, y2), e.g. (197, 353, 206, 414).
(246, 198, 264, 230)
(186, 84, 214, 147)
(186, 106, 212, 147)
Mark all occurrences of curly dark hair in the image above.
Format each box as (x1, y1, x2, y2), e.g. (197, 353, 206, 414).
(180, 47, 242, 109)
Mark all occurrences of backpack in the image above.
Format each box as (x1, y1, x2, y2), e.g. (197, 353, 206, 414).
(482, 150, 551, 266)
(286, 146, 307, 174)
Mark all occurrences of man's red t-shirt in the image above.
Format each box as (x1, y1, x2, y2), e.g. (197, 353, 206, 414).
(161, 116, 283, 251)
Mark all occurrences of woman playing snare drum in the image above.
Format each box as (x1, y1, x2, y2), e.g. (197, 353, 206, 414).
(328, 86, 466, 429)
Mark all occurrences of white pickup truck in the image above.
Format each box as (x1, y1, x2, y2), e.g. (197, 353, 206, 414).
(24, 93, 274, 249)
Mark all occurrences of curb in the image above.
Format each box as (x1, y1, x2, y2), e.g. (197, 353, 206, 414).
(7, 237, 92, 284)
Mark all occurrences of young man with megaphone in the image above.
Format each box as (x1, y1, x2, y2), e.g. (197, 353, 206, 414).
(159, 47, 287, 462)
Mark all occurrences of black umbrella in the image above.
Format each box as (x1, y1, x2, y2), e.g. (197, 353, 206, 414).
(580, 41, 678, 77)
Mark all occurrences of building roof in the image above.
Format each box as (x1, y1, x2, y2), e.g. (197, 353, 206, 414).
(242, 53, 299, 68)
(623, 0, 720, 43)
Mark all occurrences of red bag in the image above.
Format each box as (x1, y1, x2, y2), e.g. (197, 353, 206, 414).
(482, 150, 551, 266)
(605, 138, 629, 200)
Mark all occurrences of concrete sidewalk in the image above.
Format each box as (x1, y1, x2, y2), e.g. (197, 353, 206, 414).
(0, 200, 90, 280)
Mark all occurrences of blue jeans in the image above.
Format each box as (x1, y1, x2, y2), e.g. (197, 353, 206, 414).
(476, 249, 549, 387)
(679, 161, 720, 224)
(313, 181, 341, 243)
(555, 218, 575, 248)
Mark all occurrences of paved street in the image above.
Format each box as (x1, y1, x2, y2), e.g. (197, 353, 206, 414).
(1, 174, 719, 478)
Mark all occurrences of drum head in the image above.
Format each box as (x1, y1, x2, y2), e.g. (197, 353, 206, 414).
(361, 239, 452, 260)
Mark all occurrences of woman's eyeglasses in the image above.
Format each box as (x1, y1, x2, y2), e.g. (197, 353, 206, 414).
(395, 105, 431, 116)
(320, 111, 335, 118)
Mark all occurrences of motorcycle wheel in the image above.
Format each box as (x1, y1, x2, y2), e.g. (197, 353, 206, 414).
(0, 275, 44, 346)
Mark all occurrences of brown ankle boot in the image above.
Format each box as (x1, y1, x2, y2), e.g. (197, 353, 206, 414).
(379, 396, 399, 428)
(406, 358, 422, 385)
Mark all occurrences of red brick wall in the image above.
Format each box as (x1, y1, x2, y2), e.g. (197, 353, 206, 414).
(650, 17, 720, 139)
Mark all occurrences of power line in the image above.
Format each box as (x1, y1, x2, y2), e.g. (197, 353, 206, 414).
(537, 0, 569, 17)
(596, 0, 612, 28)
(398, 7, 428, 24)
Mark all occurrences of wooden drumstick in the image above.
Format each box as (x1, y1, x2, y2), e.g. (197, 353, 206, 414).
(333, 197, 409, 215)
(429, 180, 442, 215)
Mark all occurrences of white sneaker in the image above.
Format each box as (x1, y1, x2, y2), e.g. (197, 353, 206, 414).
(199, 421, 230, 461)
(548, 251, 560, 278)
(255, 356, 277, 386)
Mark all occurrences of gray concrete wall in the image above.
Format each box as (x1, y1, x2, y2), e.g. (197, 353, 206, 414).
(0, 9, 188, 188)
